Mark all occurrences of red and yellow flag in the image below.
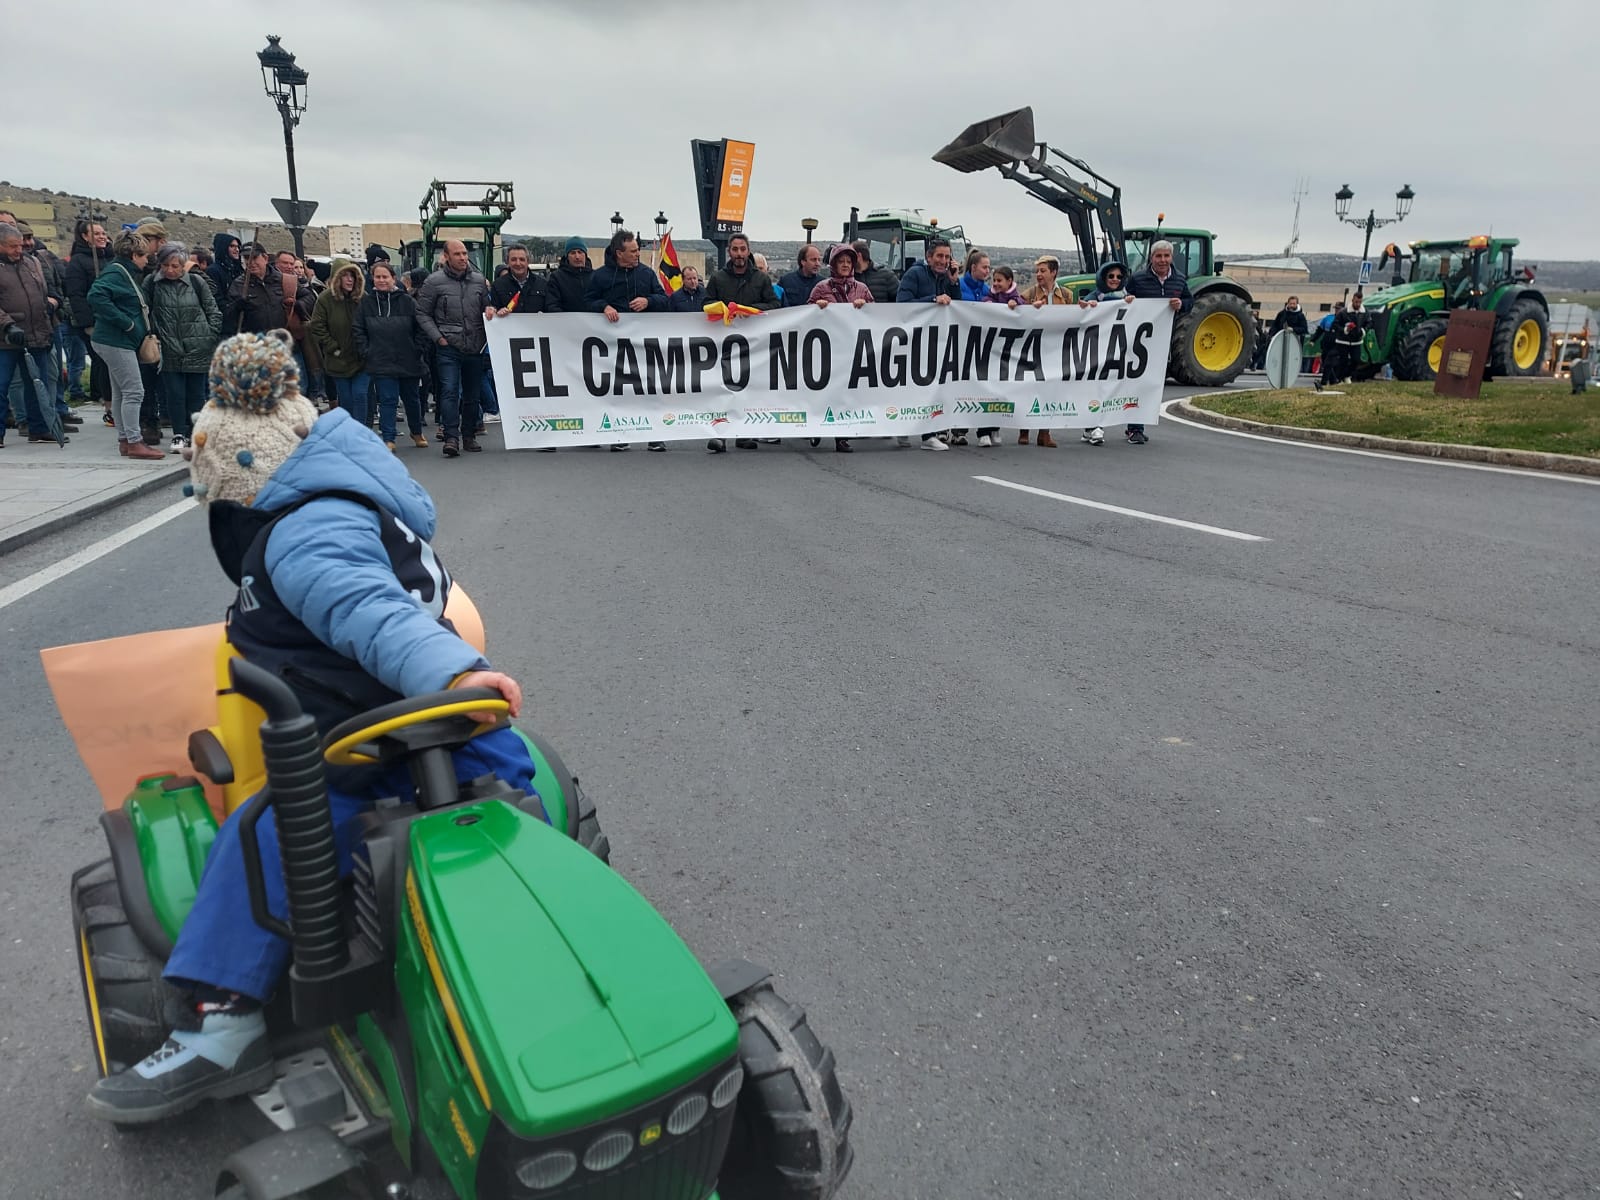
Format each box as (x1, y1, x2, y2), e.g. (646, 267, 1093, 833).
(658, 232, 683, 293)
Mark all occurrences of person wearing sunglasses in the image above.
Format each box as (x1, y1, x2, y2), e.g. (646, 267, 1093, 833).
(1075, 260, 1135, 446)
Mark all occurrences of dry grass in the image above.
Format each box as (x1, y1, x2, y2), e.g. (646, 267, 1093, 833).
(1197, 380, 1600, 458)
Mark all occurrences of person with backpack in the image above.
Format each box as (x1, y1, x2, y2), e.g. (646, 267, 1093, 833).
(144, 242, 222, 453)
(1075, 260, 1135, 447)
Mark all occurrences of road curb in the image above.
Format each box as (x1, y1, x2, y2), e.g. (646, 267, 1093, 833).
(1173, 398, 1600, 479)
(0, 461, 187, 556)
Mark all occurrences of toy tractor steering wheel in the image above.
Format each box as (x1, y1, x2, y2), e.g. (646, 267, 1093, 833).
(321, 687, 509, 766)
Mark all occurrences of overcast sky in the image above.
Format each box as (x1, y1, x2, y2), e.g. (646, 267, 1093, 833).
(16, 0, 1595, 261)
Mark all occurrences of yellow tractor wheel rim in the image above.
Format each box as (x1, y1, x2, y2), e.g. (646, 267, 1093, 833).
(1427, 335, 1445, 373)
(1513, 318, 1541, 369)
(79, 927, 109, 1076)
(1193, 311, 1244, 373)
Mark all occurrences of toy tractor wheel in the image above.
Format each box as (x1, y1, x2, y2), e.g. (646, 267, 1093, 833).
(1171, 292, 1257, 387)
(71, 859, 171, 1076)
(1493, 297, 1549, 376)
(573, 778, 611, 864)
(718, 983, 854, 1200)
(1397, 317, 1450, 382)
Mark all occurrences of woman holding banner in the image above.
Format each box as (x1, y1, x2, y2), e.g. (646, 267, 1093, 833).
(809, 244, 873, 453)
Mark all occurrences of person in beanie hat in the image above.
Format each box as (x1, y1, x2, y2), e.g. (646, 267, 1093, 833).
(543, 236, 591, 314)
(87, 332, 542, 1126)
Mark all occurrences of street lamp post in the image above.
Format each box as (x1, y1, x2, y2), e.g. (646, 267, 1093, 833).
(654, 211, 668, 247)
(611, 211, 625, 237)
(1334, 182, 1415, 296)
(801, 217, 819, 244)
(257, 35, 310, 260)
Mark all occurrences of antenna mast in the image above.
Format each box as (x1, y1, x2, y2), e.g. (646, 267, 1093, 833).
(1284, 175, 1308, 257)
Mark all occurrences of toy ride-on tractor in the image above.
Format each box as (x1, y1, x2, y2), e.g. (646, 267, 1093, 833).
(70, 655, 854, 1199)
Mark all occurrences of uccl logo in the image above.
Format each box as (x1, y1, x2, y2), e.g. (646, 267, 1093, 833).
(954, 400, 1014, 415)
(520, 416, 583, 433)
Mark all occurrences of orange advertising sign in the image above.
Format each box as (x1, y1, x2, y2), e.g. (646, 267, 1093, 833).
(716, 140, 756, 226)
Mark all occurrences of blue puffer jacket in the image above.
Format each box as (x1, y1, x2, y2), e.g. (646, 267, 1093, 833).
(246, 409, 488, 702)
(959, 273, 990, 302)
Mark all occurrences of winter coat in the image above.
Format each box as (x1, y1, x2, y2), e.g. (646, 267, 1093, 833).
(896, 261, 961, 304)
(85, 256, 150, 351)
(543, 260, 592, 314)
(959, 273, 990, 302)
(857, 262, 899, 304)
(208, 234, 243, 298)
(1020, 281, 1073, 306)
(32, 248, 67, 307)
(0, 252, 58, 348)
(225, 268, 310, 336)
(144, 270, 222, 372)
(705, 263, 778, 311)
(779, 268, 826, 308)
(1078, 261, 1130, 305)
(354, 288, 427, 378)
(985, 284, 1022, 306)
(1126, 265, 1193, 313)
(414, 264, 491, 354)
(585, 260, 668, 315)
(490, 269, 548, 315)
(1269, 305, 1309, 338)
(309, 264, 368, 378)
(668, 284, 707, 314)
(214, 408, 489, 734)
(63, 237, 113, 330)
(808, 275, 873, 306)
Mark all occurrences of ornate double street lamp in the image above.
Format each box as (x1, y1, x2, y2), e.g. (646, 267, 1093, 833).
(1334, 182, 1416, 294)
(257, 35, 312, 259)
(654, 211, 668, 246)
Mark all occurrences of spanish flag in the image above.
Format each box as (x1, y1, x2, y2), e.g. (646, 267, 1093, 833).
(658, 232, 683, 293)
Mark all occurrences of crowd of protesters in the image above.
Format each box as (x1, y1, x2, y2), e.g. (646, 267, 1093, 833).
(3, 211, 1188, 457)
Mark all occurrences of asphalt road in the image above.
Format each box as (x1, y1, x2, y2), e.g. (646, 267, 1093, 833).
(3, 391, 1597, 1199)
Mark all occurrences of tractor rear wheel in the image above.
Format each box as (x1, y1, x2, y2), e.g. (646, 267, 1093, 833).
(574, 779, 611, 864)
(1396, 317, 1450, 382)
(1172, 293, 1256, 387)
(1493, 297, 1548, 376)
(71, 858, 172, 1076)
(718, 983, 854, 1200)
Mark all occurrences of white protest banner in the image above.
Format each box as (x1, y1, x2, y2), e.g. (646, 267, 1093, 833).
(487, 300, 1173, 449)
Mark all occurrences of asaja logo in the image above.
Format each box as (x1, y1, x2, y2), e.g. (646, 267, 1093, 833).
(520, 416, 583, 433)
(823, 406, 874, 425)
(743, 409, 807, 426)
(600, 412, 653, 432)
(1029, 398, 1079, 416)
(954, 399, 1015, 415)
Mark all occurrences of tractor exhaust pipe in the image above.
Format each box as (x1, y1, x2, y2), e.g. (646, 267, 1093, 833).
(229, 658, 349, 982)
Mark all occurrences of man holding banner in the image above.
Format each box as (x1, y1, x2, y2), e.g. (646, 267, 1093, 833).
(705, 234, 779, 452)
(585, 229, 669, 451)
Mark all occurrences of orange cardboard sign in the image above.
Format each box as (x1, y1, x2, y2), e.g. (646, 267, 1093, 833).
(716, 140, 756, 225)
(40, 588, 486, 811)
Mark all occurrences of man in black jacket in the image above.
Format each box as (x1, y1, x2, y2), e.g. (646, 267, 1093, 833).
(490, 245, 548, 315)
(668, 264, 707, 313)
(543, 237, 592, 314)
(62, 219, 113, 419)
(1124, 240, 1192, 444)
(584, 230, 669, 452)
(705, 234, 777, 451)
(778, 244, 825, 309)
(1269, 295, 1309, 340)
(224, 245, 311, 336)
(852, 241, 900, 304)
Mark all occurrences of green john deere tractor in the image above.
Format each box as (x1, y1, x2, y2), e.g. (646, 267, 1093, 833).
(843, 207, 970, 276)
(403, 180, 518, 278)
(933, 105, 1258, 387)
(1312, 235, 1549, 381)
(68, 651, 853, 1200)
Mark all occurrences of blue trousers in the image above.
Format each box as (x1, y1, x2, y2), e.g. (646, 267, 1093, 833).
(164, 726, 543, 1002)
(162, 370, 207, 438)
(332, 372, 372, 424)
(375, 376, 423, 443)
(435, 346, 483, 442)
(0, 346, 60, 439)
(64, 324, 88, 400)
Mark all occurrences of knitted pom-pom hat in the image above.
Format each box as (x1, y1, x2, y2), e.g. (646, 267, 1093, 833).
(184, 331, 319, 506)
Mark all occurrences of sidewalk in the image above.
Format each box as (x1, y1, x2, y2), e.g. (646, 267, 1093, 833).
(0, 415, 187, 554)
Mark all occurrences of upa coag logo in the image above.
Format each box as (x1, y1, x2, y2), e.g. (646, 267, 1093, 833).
(884, 406, 899, 420)
(1108, 396, 1140, 410)
(1029, 398, 1079, 416)
(520, 416, 584, 433)
(886, 403, 943, 421)
(599, 412, 653, 432)
(662, 413, 676, 426)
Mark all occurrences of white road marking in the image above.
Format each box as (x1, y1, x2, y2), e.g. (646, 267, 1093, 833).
(973, 476, 1269, 542)
(1162, 398, 1600, 487)
(0, 499, 194, 612)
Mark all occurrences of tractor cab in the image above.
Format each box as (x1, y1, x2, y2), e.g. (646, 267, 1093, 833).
(1120, 227, 1217, 280)
(845, 208, 969, 273)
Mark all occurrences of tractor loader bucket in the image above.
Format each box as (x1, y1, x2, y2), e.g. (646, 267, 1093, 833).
(933, 106, 1038, 172)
